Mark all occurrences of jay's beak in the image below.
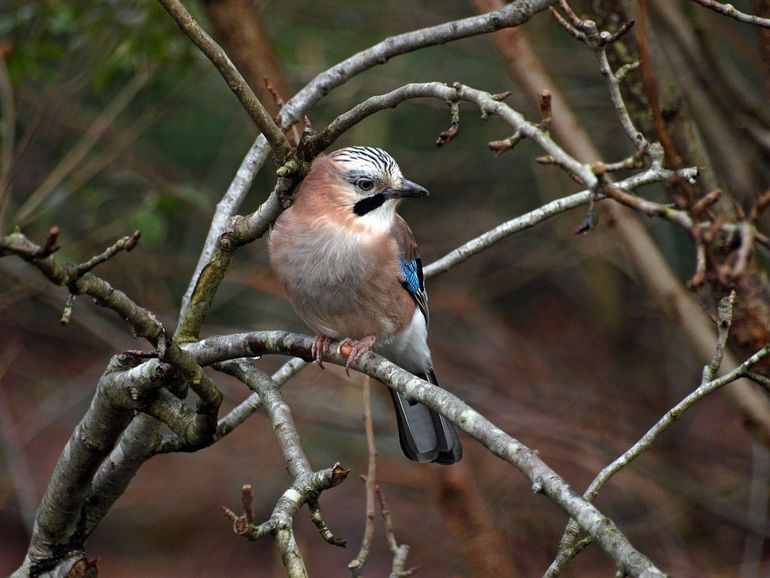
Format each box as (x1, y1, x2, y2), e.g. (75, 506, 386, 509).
(384, 179, 430, 199)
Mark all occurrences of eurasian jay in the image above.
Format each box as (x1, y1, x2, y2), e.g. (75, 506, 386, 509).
(268, 146, 462, 464)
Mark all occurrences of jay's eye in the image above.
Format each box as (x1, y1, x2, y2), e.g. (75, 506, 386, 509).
(356, 177, 375, 192)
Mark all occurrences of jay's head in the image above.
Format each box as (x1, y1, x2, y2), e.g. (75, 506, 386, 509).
(300, 147, 429, 224)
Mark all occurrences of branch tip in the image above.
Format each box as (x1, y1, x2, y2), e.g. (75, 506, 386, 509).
(34, 226, 61, 258)
(490, 90, 513, 101)
(575, 210, 598, 234)
(242, 484, 255, 523)
(60, 293, 76, 326)
(332, 463, 351, 485)
(539, 89, 552, 127)
(435, 122, 460, 147)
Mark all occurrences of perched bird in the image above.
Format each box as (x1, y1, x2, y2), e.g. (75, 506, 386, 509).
(268, 146, 462, 464)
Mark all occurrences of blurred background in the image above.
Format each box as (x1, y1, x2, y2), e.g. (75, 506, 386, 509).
(1, 0, 769, 576)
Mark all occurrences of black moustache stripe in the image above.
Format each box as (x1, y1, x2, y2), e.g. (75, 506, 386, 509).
(353, 193, 386, 216)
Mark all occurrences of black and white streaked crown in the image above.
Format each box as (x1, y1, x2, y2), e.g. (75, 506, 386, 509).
(329, 146, 401, 178)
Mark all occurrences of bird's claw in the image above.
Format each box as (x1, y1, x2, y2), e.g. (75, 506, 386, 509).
(341, 335, 376, 377)
(311, 335, 334, 368)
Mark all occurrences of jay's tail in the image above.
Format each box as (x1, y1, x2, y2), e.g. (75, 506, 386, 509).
(388, 370, 462, 464)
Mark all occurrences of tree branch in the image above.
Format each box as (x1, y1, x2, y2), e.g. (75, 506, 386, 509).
(156, 0, 291, 161)
(376, 485, 415, 578)
(348, 377, 378, 576)
(0, 229, 163, 346)
(425, 163, 697, 278)
(22, 354, 169, 574)
(217, 359, 347, 574)
(545, 297, 770, 576)
(183, 331, 667, 578)
(690, 0, 770, 27)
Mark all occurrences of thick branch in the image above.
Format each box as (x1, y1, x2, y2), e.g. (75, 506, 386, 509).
(22, 355, 165, 573)
(184, 331, 666, 578)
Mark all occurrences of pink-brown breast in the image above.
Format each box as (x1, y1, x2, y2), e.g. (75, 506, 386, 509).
(269, 204, 414, 341)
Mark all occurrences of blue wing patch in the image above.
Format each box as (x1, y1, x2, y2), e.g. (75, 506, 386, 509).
(398, 257, 421, 295)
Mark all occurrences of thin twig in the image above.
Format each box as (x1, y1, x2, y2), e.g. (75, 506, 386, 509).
(424, 165, 698, 278)
(690, 0, 770, 28)
(551, 3, 646, 151)
(75, 230, 141, 276)
(309, 500, 347, 547)
(0, 229, 164, 345)
(349, 377, 378, 576)
(376, 486, 416, 578)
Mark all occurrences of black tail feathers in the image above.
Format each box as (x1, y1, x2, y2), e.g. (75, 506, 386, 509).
(387, 371, 462, 465)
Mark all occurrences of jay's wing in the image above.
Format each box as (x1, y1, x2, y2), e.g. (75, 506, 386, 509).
(388, 216, 462, 465)
(392, 215, 429, 325)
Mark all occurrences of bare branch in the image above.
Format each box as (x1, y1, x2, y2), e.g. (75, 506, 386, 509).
(690, 0, 770, 27)
(279, 0, 559, 129)
(348, 377, 378, 576)
(212, 357, 307, 443)
(601, 184, 692, 228)
(22, 354, 169, 573)
(309, 82, 596, 186)
(184, 331, 668, 578)
(545, 298, 769, 577)
(156, 0, 291, 161)
(218, 359, 311, 478)
(217, 359, 347, 573)
(424, 165, 697, 278)
(309, 500, 347, 548)
(75, 230, 141, 276)
(0, 229, 164, 346)
(376, 486, 415, 578)
(552, 3, 646, 150)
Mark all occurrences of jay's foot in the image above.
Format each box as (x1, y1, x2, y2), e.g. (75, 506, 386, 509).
(311, 335, 335, 368)
(341, 335, 377, 376)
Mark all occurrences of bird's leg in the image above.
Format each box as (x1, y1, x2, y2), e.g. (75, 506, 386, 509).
(340, 335, 377, 376)
(311, 334, 335, 368)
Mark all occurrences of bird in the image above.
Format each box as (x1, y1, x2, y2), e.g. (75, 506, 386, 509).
(268, 146, 462, 464)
